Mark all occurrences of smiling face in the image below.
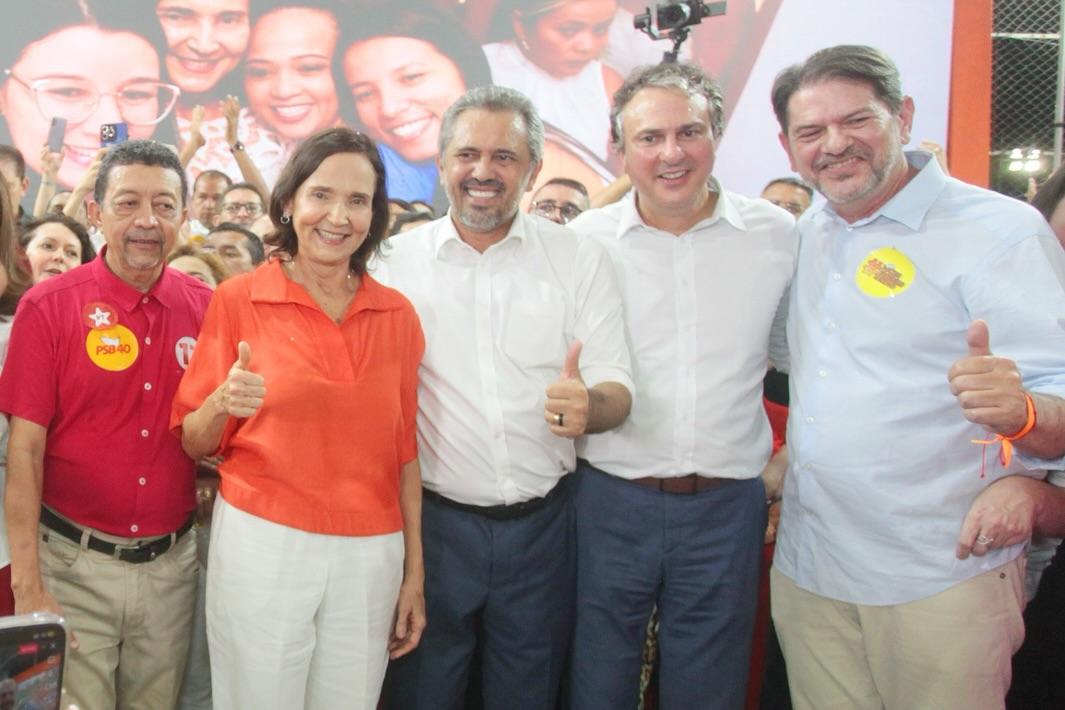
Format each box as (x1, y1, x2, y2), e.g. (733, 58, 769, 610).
(88, 163, 186, 289)
(620, 86, 716, 229)
(344, 36, 466, 163)
(0, 26, 161, 188)
(24, 222, 83, 284)
(439, 108, 540, 243)
(157, 0, 249, 94)
(286, 152, 376, 270)
(515, 0, 617, 78)
(779, 78, 913, 222)
(244, 8, 338, 142)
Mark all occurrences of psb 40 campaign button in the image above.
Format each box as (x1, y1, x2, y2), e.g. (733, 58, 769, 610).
(855, 247, 916, 298)
(86, 325, 139, 371)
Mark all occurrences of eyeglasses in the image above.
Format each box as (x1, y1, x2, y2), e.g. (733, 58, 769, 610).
(531, 200, 583, 224)
(3, 70, 180, 127)
(223, 202, 262, 215)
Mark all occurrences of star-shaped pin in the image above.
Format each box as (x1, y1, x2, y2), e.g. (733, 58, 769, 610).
(88, 307, 112, 328)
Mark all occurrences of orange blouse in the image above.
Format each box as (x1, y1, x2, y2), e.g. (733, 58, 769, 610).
(171, 260, 424, 536)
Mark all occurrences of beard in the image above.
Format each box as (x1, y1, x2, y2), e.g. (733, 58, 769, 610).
(811, 142, 903, 208)
(445, 174, 530, 234)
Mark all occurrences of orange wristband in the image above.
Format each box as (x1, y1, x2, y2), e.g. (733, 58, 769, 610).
(971, 393, 1037, 477)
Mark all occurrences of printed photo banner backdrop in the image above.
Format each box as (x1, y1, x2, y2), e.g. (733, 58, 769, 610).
(0, 0, 951, 206)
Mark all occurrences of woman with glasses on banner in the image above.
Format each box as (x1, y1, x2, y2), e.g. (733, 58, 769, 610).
(0, 0, 180, 190)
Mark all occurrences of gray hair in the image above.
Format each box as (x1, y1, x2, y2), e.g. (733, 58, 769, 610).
(94, 140, 188, 207)
(438, 85, 545, 165)
(771, 45, 903, 133)
(610, 62, 725, 152)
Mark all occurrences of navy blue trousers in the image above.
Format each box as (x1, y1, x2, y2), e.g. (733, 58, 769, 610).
(570, 463, 766, 710)
(383, 478, 574, 710)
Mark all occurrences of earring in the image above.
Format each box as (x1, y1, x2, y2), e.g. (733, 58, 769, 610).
(280, 214, 291, 224)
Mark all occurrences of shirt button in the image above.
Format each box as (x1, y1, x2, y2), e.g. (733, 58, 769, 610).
(144, 336, 152, 345)
(805, 416, 815, 424)
(818, 369, 828, 377)
(832, 273, 842, 281)
(140, 429, 149, 438)
(144, 382, 152, 391)
(138, 477, 147, 486)
(130, 524, 139, 533)
(141, 297, 149, 304)
(827, 321, 837, 330)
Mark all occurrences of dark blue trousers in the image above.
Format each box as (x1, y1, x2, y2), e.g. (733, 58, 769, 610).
(570, 463, 766, 710)
(383, 478, 574, 710)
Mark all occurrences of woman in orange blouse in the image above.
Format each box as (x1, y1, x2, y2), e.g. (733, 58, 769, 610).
(172, 127, 425, 710)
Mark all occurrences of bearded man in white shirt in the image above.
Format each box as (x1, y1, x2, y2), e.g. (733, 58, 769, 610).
(566, 62, 797, 709)
(375, 85, 633, 710)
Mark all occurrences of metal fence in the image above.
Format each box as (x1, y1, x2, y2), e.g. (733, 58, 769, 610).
(990, 0, 1062, 197)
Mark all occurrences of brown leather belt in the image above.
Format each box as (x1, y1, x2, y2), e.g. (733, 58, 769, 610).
(627, 474, 733, 494)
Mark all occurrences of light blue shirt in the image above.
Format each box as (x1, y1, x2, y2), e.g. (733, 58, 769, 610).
(774, 152, 1065, 605)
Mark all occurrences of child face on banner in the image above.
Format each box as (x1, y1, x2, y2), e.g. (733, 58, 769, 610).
(244, 7, 339, 142)
(344, 36, 467, 163)
(0, 25, 167, 188)
(156, 0, 250, 95)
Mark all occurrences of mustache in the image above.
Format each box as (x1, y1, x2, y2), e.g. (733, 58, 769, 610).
(814, 147, 868, 170)
(461, 178, 505, 191)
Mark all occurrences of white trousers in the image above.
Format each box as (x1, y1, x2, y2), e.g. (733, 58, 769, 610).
(206, 495, 404, 710)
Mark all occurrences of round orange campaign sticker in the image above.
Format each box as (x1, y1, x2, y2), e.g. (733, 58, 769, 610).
(86, 325, 139, 371)
(855, 247, 916, 298)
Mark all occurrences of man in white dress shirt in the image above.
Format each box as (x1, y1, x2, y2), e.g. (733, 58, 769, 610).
(566, 62, 796, 709)
(377, 85, 633, 710)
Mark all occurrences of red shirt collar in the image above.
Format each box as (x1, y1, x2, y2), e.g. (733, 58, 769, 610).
(91, 246, 182, 311)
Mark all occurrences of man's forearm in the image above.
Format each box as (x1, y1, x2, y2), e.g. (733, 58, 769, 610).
(1016, 392, 1065, 461)
(5, 420, 47, 597)
(586, 382, 632, 434)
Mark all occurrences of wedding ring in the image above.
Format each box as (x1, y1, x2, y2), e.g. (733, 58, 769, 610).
(555, 412, 564, 426)
(976, 533, 994, 545)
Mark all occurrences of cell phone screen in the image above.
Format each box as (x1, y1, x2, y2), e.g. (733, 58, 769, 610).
(100, 122, 129, 148)
(46, 118, 66, 154)
(0, 621, 65, 710)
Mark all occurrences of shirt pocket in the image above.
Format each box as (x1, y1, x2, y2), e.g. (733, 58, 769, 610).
(501, 288, 566, 369)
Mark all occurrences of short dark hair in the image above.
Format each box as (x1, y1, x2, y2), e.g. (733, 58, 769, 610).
(223, 182, 266, 204)
(208, 222, 266, 265)
(537, 177, 589, 198)
(762, 176, 814, 199)
(269, 127, 389, 276)
(193, 170, 232, 192)
(94, 140, 188, 206)
(0, 146, 26, 180)
(610, 62, 724, 152)
(19, 214, 96, 264)
(389, 211, 433, 236)
(771, 45, 904, 133)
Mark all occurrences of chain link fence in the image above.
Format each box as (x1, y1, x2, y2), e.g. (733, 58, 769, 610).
(990, 0, 1062, 197)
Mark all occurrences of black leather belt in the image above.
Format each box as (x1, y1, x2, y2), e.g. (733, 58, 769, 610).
(423, 478, 567, 521)
(40, 506, 194, 564)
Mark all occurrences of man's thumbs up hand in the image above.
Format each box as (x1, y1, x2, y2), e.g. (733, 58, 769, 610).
(545, 340, 588, 438)
(948, 321, 1028, 435)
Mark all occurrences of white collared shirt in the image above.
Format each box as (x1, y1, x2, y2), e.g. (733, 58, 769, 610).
(373, 211, 633, 506)
(570, 182, 797, 479)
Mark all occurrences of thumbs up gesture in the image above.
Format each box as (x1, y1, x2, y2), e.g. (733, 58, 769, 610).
(947, 320, 1028, 435)
(215, 341, 266, 418)
(545, 340, 589, 438)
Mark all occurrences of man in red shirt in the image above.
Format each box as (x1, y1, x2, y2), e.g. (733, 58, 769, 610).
(0, 140, 213, 710)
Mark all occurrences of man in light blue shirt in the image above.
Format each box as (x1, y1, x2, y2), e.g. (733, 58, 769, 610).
(769, 44, 1065, 710)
